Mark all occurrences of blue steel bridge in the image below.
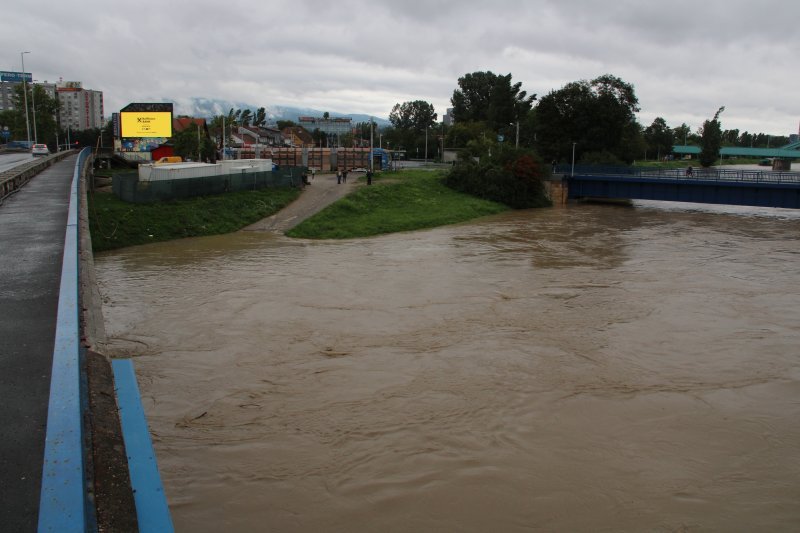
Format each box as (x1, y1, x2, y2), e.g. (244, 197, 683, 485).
(561, 165, 800, 209)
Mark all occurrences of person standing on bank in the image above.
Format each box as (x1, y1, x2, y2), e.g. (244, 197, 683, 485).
(337, 170, 341, 184)
(342, 169, 348, 183)
(366, 169, 373, 185)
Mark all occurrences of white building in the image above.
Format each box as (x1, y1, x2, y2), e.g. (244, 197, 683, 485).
(57, 81, 104, 130)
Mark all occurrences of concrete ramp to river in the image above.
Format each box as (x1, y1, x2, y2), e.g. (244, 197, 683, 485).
(242, 172, 359, 233)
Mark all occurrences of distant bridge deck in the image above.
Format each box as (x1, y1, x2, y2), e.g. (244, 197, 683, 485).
(562, 165, 800, 209)
(672, 141, 800, 159)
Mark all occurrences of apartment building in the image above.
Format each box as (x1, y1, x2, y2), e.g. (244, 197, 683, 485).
(57, 81, 104, 130)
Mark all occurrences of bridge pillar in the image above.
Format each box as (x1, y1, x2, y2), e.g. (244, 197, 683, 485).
(544, 175, 568, 206)
(773, 158, 792, 171)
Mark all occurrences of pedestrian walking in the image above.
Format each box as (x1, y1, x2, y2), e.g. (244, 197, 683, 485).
(337, 170, 342, 184)
(342, 169, 348, 183)
(366, 169, 373, 185)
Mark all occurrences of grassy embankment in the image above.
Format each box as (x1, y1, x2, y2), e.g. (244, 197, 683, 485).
(88, 169, 508, 250)
(287, 169, 508, 239)
(88, 187, 300, 252)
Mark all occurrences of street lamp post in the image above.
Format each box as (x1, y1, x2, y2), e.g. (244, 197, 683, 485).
(424, 127, 428, 164)
(20, 51, 31, 147)
(571, 142, 577, 177)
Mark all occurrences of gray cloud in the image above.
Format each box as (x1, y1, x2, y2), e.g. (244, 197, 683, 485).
(3, 0, 797, 135)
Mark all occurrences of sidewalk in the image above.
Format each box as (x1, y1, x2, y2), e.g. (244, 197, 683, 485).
(241, 172, 360, 233)
(0, 156, 76, 531)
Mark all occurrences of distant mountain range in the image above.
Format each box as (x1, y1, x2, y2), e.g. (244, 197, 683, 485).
(174, 97, 391, 127)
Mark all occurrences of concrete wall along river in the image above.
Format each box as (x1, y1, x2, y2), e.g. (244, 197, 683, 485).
(95, 199, 800, 532)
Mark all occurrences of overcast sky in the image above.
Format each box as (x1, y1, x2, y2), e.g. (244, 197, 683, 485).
(3, 0, 798, 136)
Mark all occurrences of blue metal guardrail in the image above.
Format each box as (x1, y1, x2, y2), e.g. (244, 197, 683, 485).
(38, 149, 173, 532)
(112, 359, 174, 532)
(38, 148, 90, 532)
(556, 164, 800, 184)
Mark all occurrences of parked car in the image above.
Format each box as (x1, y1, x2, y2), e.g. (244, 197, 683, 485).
(31, 144, 50, 156)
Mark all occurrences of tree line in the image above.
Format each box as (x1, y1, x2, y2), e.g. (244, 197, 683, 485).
(382, 71, 789, 169)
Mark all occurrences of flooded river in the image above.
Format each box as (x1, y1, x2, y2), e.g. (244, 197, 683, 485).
(96, 200, 800, 532)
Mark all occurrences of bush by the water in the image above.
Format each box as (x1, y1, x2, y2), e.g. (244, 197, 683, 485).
(444, 148, 551, 209)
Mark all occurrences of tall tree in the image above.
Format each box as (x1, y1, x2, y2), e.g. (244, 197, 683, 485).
(2, 84, 61, 147)
(173, 122, 215, 161)
(534, 74, 641, 164)
(389, 101, 437, 132)
(699, 106, 724, 167)
(239, 109, 253, 127)
(451, 71, 536, 130)
(253, 107, 267, 128)
(389, 101, 437, 157)
(644, 117, 674, 160)
(673, 123, 692, 145)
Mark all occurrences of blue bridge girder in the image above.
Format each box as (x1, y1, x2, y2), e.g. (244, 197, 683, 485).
(561, 165, 800, 209)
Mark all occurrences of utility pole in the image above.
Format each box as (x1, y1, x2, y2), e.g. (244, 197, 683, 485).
(30, 81, 38, 144)
(369, 117, 374, 172)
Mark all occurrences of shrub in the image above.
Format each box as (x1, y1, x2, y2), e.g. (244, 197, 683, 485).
(445, 148, 551, 209)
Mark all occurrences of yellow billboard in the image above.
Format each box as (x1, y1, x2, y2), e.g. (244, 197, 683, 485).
(120, 111, 173, 138)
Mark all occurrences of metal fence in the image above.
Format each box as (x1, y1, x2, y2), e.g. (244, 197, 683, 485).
(557, 164, 800, 184)
(112, 166, 307, 203)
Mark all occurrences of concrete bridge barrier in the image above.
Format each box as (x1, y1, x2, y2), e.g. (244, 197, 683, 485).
(0, 151, 75, 204)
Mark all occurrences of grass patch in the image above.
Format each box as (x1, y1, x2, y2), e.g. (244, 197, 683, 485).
(286, 169, 508, 239)
(88, 187, 300, 252)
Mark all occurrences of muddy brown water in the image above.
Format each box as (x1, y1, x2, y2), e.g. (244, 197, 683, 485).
(96, 200, 800, 532)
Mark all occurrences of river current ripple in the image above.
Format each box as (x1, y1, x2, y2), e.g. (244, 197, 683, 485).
(96, 200, 800, 532)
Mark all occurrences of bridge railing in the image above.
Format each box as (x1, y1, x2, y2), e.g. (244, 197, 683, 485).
(38, 148, 93, 532)
(37, 150, 173, 532)
(557, 164, 800, 184)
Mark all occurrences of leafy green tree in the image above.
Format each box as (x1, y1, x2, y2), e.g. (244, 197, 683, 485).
(451, 71, 535, 130)
(721, 128, 739, 146)
(228, 108, 241, 126)
(389, 101, 437, 132)
(446, 121, 489, 149)
(239, 109, 253, 127)
(276, 120, 297, 130)
(389, 101, 437, 158)
(0, 109, 18, 144)
(339, 132, 355, 148)
(173, 122, 215, 161)
(1, 84, 61, 147)
(699, 106, 724, 167)
(310, 128, 325, 147)
(253, 107, 267, 128)
(208, 115, 225, 147)
(672, 123, 691, 145)
(644, 117, 674, 160)
(534, 74, 641, 164)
